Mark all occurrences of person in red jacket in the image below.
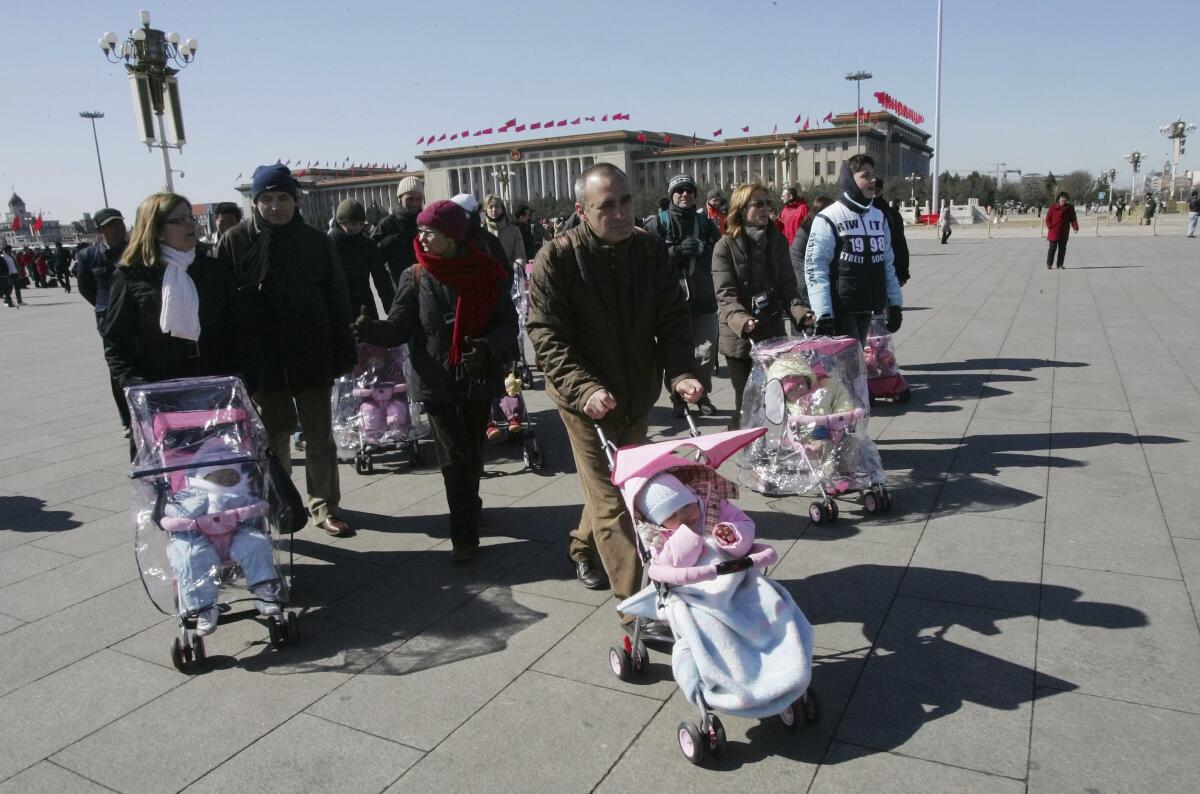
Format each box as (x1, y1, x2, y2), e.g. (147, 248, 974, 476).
(1045, 191, 1079, 270)
(778, 185, 810, 244)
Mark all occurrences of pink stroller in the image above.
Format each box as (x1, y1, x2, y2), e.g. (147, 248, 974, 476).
(332, 343, 427, 474)
(128, 376, 299, 673)
(598, 415, 818, 765)
(865, 315, 911, 403)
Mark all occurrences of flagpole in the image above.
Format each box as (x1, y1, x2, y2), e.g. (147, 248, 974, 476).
(931, 0, 944, 218)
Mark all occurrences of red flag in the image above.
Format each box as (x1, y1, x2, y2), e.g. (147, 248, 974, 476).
(461, 129, 469, 138)
(502, 118, 517, 128)
(636, 133, 647, 142)
(544, 119, 554, 127)
(585, 115, 595, 122)
(822, 111, 833, 123)
(515, 124, 526, 132)
(712, 128, 722, 137)
(794, 113, 802, 124)
(617, 112, 630, 120)
(663, 134, 672, 145)
(601, 114, 609, 121)
(438, 133, 447, 141)
(473, 130, 481, 136)
(450, 133, 458, 140)
(10, 215, 20, 231)
(740, 126, 749, 132)
(557, 119, 567, 127)
(483, 127, 493, 134)
(33, 213, 43, 233)
(530, 122, 542, 130)
(803, 117, 811, 131)
(570, 118, 581, 125)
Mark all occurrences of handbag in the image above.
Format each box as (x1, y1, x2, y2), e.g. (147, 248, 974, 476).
(265, 450, 308, 533)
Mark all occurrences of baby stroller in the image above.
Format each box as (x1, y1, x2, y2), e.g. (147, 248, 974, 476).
(738, 335, 891, 524)
(485, 367, 546, 471)
(127, 376, 301, 673)
(865, 315, 911, 403)
(598, 414, 819, 765)
(332, 343, 428, 474)
(511, 261, 536, 390)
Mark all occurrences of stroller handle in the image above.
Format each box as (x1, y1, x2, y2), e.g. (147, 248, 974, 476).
(684, 405, 701, 438)
(594, 423, 618, 472)
(714, 557, 753, 575)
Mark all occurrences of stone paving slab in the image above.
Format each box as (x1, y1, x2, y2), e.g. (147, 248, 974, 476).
(1, 231, 1199, 791)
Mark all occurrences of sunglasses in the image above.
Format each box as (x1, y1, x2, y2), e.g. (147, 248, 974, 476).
(747, 200, 774, 209)
(162, 215, 194, 226)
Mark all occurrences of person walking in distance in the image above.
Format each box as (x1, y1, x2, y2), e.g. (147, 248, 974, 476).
(218, 164, 357, 538)
(76, 209, 131, 429)
(939, 203, 952, 244)
(373, 176, 425, 286)
(1187, 190, 1199, 238)
(527, 163, 701, 642)
(1044, 191, 1079, 270)
(778, 185, 810, 245)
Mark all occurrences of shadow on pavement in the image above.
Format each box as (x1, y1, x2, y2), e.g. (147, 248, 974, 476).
(0, 495, 85, 532)
(906, 358, 1087, 373)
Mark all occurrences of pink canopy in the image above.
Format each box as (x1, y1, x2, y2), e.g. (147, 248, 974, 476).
(752, 335, 861, 362)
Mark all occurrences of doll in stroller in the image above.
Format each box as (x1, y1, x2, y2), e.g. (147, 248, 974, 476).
(333, 343, 426, 474)
(128, 376, 300, 673)
(864, 314, 911, 403)
(602, 423, 818, 765)
(484, 368, 546, 471)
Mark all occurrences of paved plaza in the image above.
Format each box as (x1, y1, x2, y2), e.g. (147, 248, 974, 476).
(2, 218, 1199, 793)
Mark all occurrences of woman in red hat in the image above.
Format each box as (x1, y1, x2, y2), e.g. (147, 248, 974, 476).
(353, 199, 517, 561)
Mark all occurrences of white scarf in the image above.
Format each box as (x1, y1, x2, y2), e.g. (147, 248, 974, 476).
(159, 245, 201, 342)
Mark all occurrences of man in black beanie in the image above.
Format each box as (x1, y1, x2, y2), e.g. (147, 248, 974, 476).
(218, 164, 357, 537)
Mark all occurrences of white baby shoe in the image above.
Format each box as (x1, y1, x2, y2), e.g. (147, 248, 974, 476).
(252, 584, 282, 616)
(195, 605, 220, 636)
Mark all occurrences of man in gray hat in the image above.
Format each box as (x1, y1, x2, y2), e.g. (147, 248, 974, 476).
(77, 208, 131, 429)
(372, 175, 424, 285)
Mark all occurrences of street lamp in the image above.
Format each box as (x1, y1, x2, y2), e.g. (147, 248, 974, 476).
(1124, 150, 1144, 203)
(1158, 117, 1196, 202)
(490, 164, 513, 204)
(774, 141, 798, 188)
(98, 10, 198, 192)
(79, 111, 109, 207)
(904, 172, 923, 203)
(845, 70, 872, 150)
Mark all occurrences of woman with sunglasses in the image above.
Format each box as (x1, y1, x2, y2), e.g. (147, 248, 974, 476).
(102, 192, 247, 395)
(712, 182, 814, 426)
(352, 199, 517, 561)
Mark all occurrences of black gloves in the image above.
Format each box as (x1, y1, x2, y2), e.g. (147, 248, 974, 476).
(814, 316, 837, 337)
(676, 237, 702, 258)
(887, 305, 903, 333)
(350, 305, 373, 342)
(461, 338, 491, 375)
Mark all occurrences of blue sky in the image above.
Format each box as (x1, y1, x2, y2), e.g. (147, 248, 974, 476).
(2, 0, 1196, 221)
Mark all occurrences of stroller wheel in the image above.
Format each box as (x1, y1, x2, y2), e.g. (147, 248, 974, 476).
(828, 501, 840, 522)
(267, 615, 283, 648)
(192, 634, 207, 668)
(879, 489, 892, 513)
(520, 364, 534, 390)
(801, 687, 821, 723)
(524, 438, 545, 471)
(287, 611, 301, 643)
(170, 637, 189, 673)
(863, 491, 881, 514)
(609, 645, 632, 681)
(354, 454, 368, 475)
(678, 722, 706, 765)
(707, 715, 727, 756)
(808, 502, 826, 525)
(896, 388, 912, 404)
(632, 639, 649, 674)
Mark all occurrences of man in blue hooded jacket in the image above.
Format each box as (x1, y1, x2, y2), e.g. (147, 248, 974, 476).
(803, 154, 903, 345)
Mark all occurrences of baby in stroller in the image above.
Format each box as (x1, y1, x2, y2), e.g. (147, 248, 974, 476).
(161, 434, 283, 636)
(609, 425, 816, 763)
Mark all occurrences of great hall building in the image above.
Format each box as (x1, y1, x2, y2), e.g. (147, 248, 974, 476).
(241, 111, 931, 222)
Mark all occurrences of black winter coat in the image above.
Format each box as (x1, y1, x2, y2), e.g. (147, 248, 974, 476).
(644, 206, 720, 316)
(218, 215, 356, 394)
(101, 258, 247, 388)
(330, 229, 395, 320)
(371, 210, 419, 285)
(356, 247, 518, 404)
(712, 225, 810, 360)
(875, 199, 910, 284)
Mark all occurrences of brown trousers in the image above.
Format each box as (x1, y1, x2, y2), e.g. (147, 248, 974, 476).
(255, 386, 341, 522)
(559, 407, 648, 601)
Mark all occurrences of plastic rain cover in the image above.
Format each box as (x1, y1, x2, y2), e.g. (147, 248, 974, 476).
(865, 315, 908, 398)
(332, 343, 427, 457)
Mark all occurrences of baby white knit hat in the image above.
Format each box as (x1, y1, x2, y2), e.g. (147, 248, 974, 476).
(635, 472, 697, 525)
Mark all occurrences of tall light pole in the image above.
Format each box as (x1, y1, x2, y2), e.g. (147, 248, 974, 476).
(931, 0, 944, 216)
(775, 141, 798, 188)
(79, 111, 109, 207)
(905, 172, 923, 203)
(845, 70, 872, 150)
(1158, 117, 1195, 202)
(98, 10, 198, 192)
(1124, 150, 1143, 203)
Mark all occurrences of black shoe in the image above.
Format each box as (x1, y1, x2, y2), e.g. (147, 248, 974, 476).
(698, 398, 717, 417)
(574, 557, 610, 590)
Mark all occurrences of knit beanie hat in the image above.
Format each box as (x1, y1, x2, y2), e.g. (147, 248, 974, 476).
(397, 176, 425, 198)
(251, 164, 299, 202)
(416, 200, 468, 243)
(706, 189, 722, 201)
(336, 198, 367, 224)
(667, 174, 697, 195)
(635, 472, 698, 525)
(450, 193, 480, 214)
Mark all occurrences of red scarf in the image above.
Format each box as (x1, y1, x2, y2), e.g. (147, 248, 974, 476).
(412, 239, 506, 365)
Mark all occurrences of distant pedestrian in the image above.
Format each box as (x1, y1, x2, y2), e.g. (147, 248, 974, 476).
(1044, 191, 1079, 270)
(330, 199, 395, 320)
(483, 194, 527, 270)
(513, 205, 541, 259)
(1187, 190, 1199, 238)
(939, 204, 952, 244)
(1116, 197, 1126, 223)
(778, 185, 810, 245)
(53, 241, 71, 292)
(373, 176, 424, 286)
(77, 208, 131, 428)
(1141, 193, 1156, 225)
(705, 188, 727, 235)
(1, 245, 19, 307)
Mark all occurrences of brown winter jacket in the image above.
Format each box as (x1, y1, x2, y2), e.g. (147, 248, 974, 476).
(527, 223, 696, 421)
(712, 224, 810, 360)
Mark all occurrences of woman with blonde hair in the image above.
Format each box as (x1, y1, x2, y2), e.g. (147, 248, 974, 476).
(102, 192, 247, 394)
(711, 182, 813, 426)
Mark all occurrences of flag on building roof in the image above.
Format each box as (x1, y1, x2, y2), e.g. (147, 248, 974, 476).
(794, 113, 802, 124)
(802, 117, 811, 131)
(11, 214, 20, 231)
(515, 124, 526, 132)
(556, 119, 567, 127)
(530, 122, 542, 130)
(822, 111, 833, 123)
(663, 134, 672, 145)
(33, 213, 43, 233)
(636, 133, 647, 143)
(502, 117, 517, 129)
(571, 118, 581, 125)
(585, 115, 595, 122)
(741, 126, 749, 133)
(712, 128, 722, 137)
(602, 114, 609, 122)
